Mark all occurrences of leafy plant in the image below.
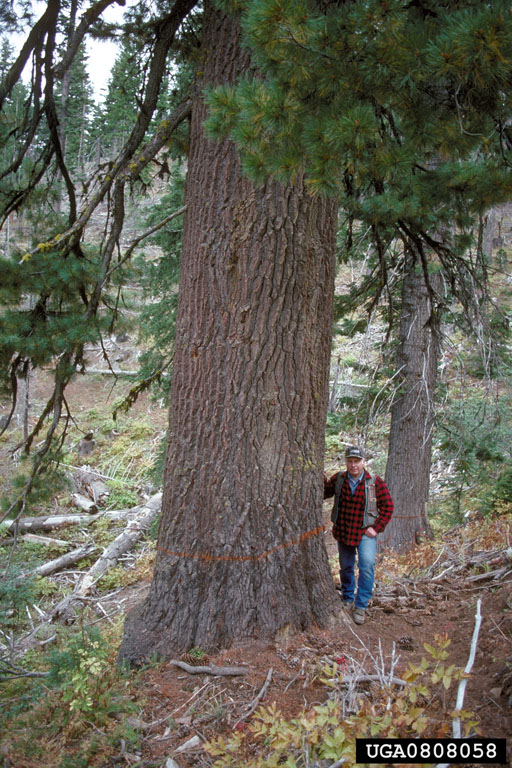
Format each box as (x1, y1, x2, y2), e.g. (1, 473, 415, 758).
(0, 569, 35, 630)
(204, 635, 477, 767)
(46, 626, 137, 726)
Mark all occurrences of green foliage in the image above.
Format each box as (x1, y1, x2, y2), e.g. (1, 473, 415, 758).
(324, 412, 345, 454)
(89, 40, 143, 157)
(436, 390, 512, 518)
(0, 241, 111, 397)
(135, 162, 186, 405)
(230, 0, 512, 207)
(206, 0, 512, 359)
(2, 625, 143, 767)
(105, 479, 139, 510)
(57, 44, 95, 176)
(1, 452, 69, 518)
(0, 569, 35, 630)
(481, 466, 512, 516)
(46, 626, 137, 725)
(205, 634, 476, 767)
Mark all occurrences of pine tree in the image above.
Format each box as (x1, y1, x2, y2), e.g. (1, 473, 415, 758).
(0, 0, 197, 517)
(120, 0, 340, 662)
(58, 42, 94, 174)
(207, 0, 512, 549)
(90, 39, 143, 159)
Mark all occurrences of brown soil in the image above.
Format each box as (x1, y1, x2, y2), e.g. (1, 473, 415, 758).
(2, 367, 511, 766)
(132, 510, 512, 767)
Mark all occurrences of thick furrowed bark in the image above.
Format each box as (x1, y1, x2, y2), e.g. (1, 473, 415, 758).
(119, 3, 341, 663)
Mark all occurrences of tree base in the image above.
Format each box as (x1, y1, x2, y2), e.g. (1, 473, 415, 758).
(118, 597, 345, 667)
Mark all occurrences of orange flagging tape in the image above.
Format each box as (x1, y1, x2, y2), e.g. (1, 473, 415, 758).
(157, 524, 327, 563)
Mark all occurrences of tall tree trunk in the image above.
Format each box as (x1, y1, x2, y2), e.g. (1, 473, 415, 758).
(119, 3, 340, 662)
(381, 246, 440, 552)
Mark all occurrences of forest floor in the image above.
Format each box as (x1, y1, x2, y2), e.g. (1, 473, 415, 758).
(131, 511, 512, 768)
(1, 367, 512, 767)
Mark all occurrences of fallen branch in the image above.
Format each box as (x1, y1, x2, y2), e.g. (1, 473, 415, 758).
(82, 368, 139, 376)
(466, 566, 511, 583)
(1, 509, 136, 534)
(51, 493, 162, 621)
(1, 493, 163, 536)
(453, 597, 482, 738)
(170, 660, 249, 676)
(0, 657, 49, 680)
(341, 673, 406, 686)
(0, 533, 69, 547)
(234, 666, 273, 726)
(23, 544, 98, 578)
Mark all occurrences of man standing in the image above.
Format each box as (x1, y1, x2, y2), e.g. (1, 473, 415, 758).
(324, 445, 394, 625)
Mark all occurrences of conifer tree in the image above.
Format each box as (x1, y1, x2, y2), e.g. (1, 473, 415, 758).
(0, 0, 196, 518)
(120, 0, 340, 661)
(207, 0, 512, 549)
(90, 39, 143, 159)
(58, 42, 94, 173)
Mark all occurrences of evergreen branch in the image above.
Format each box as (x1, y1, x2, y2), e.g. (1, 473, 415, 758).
(0, 356, 22, 439)
(43, 34, 78, 224)
(112, 361, 173, 419)
(18, 99, 191, 263)
(0, 48, 45, 185)
(276, 27, 336, 62)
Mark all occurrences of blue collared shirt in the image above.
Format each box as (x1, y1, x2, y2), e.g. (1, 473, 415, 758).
(348, 470, 365, 495)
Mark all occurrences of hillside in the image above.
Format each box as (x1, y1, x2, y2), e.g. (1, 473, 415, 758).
(1, 366, 511, 767)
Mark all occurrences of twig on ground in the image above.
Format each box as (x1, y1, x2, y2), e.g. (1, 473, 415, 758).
(452, 597, 482, 739)
(169, 660, 249, 676)
(233, 666, 273, 727)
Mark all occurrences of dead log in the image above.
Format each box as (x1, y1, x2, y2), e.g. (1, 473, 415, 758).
(23, 545, 98, 578)
(68, 464, 116, 504)
(0, 533, 69, 547)
(466, 566, 511, 583)
(51, 493, 162, 621)
(1, 500, 159, 535)
(71, 493, 98, 514)
(83, 368, 139, 376)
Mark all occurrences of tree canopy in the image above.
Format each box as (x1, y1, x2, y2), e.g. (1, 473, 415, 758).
(1, 0, 512, 539)
(207, 0, 512, 325)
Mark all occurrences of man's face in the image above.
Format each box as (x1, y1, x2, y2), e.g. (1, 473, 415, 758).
(346, 457, 364, 478)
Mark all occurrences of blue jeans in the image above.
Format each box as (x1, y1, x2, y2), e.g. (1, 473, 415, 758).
(338, 534, 377, 609)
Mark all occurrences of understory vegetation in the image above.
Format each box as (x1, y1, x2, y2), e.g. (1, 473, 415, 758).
(1, 246, 512, 764)
(2, 0, 512, 763)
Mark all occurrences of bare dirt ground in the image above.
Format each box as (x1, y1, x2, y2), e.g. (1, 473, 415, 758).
(1, 367, 511, 767)
(132, 510, 512, 767)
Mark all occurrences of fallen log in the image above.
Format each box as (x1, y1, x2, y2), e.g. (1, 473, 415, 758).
(52, 493, 162, 622)
(24, 545, 98, 578)
(71, 493, 98, 514)
(0, 533, 69, 548)
(1, 497, 161, 535)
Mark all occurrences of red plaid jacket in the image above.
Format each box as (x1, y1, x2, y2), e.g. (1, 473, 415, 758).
(324, 469, 394, 546)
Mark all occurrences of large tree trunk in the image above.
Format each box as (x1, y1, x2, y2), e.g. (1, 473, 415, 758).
(119, 4, 340, 662)
(381, 247, 440, 552)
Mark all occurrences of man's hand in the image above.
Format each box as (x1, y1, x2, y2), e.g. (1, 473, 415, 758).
(365, 526, 377, 538)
